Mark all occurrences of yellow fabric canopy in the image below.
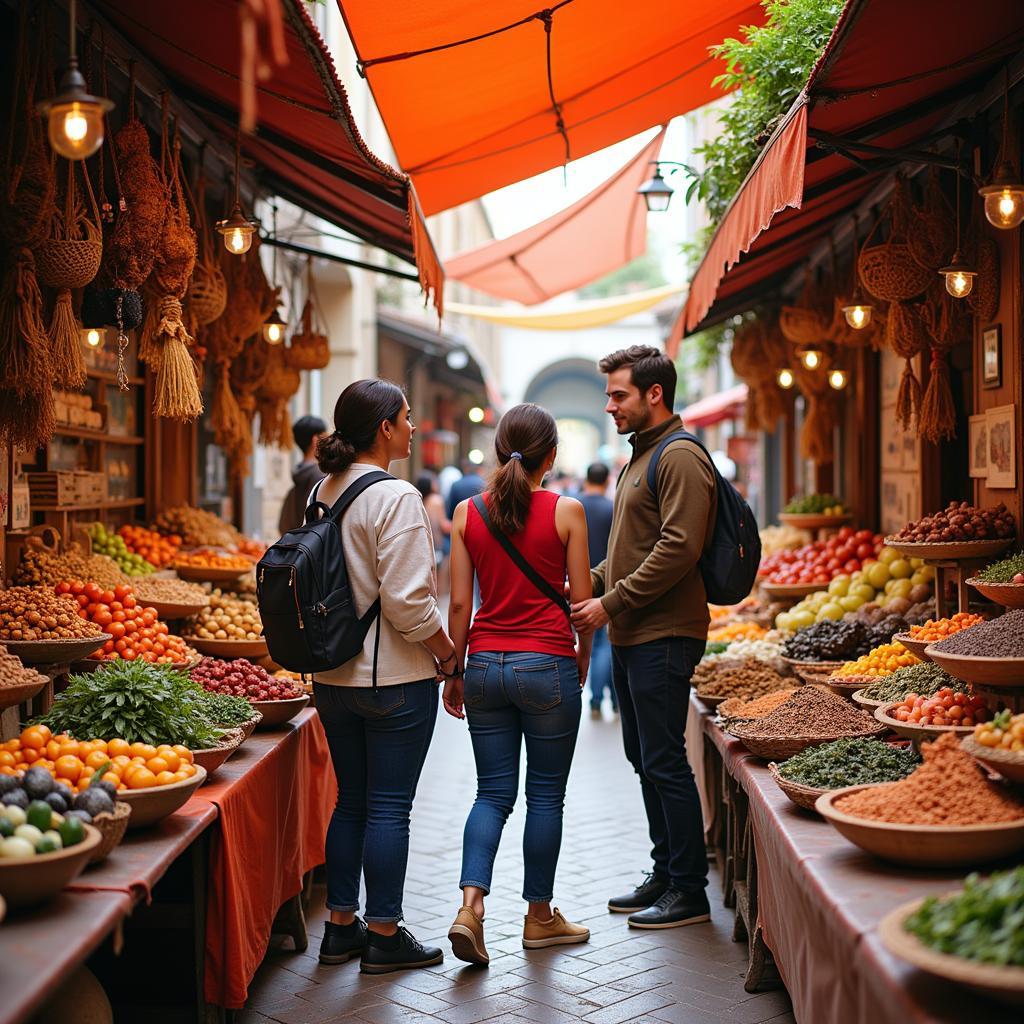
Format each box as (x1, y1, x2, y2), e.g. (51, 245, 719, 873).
(446, 283, 683, 330)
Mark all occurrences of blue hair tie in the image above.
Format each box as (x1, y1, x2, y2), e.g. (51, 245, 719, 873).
(509, 451, 523, 461)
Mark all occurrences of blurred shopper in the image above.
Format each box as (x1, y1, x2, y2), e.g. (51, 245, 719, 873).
(445, 404, 593, 965)
(311, 379, 461, 975)
(578, 462, 616, 718)
(416, 471, 451, 591)
(571, 345, 715, 931)
(277, 415, 327, 534)
(446, 457, 485, 519)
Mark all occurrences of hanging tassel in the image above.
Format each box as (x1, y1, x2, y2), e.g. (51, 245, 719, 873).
(0, 247, 51, 394)
(211, 360, 246, 449)
(47, 288, 86, 388)
(0, 385, 54, 449)
(896, 359, 922, 431)
(153, 297, 203, 420)
(919, 349, 956, 443)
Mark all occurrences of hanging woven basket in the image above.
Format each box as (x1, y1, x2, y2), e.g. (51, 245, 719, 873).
(35, 216, 102, 289)
(968, 233, 1000, 324)
(859, 181, 933, 302)
(188, 259, 227, 325)
(908, 169, 954, 272)
(286, 302, 329, 371)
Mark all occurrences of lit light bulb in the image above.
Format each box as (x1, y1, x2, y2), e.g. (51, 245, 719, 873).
(80, 326, 106, 349)
(468, 448, 484, 465)
(467, 406, 485, 423)
(38, 58, 113, 161)
(266, 322, 282, 343)
(828, 369, 848, 391)
(216, 203, 257, 255)
(842, 304, 872, 330)
(800, 348, 822, 371)
(230, 228, 246, 253)
(776, 368, 794, 389)
(63, 106, 88, 141)
(945, 269, 974, 298)
(262, 309, 286, 345)
(980, 172, 1024, 229)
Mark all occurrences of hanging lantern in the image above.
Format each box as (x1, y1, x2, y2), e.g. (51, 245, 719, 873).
(979, 72, 1024, 230)
(37, 0, 113, 160)
(80, 326, 106, 349)
(828, 368, 849, 391)
(637, 166, 674, 213)
(262, 308, 286, 345)
(216, 133, 257, 255)
(796, 344, 823, 371)
(776, 368, 795, 389)
(842, 303, 873, 330)
(941, 143, 976, 298)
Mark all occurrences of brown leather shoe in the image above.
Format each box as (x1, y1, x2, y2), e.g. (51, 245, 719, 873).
(522, 908, 590, 949)
(448, 905, 489, 965)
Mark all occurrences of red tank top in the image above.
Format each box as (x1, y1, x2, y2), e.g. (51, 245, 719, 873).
(465, 490, 575, 657)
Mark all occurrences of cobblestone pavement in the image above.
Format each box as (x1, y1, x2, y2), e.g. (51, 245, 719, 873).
(240, 700, 795, 1024)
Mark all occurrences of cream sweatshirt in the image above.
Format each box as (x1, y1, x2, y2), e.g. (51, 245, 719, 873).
(309, 464, 443, 687)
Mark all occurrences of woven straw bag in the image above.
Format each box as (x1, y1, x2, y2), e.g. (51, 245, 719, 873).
(908, 169, 954, 272)
(286, 261, 330, 370)
(859, 181, 932, 301)
(968, 234, 1000, 323)
(188, 259, 227, 325)
(34, 163, 103, 289)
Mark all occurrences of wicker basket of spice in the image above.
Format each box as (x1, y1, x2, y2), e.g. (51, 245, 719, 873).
(768, 763, 829, 811)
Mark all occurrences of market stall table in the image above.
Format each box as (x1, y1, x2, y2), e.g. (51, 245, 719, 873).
(691, 695, 1003, 1023)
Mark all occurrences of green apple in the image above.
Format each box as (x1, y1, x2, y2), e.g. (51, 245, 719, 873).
(889, 558, 912, 579)
(867, 562, 892, 589)
(877, 546, 898, 565)
(850, 583, 876, 602)
(839, 594, 865, 612)
(817, 602, 845, 621)
(775, 611, 793, 631)
(790, 610, 816, 630)
(889, 578, 913, 599)
(828, 575, 851, 597)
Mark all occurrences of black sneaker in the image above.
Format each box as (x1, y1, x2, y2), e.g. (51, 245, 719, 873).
(627, 887, 711, 929)
(319, 918, 368, 964)
(607, 872, 670, 913)
(360, 925, 444, 974)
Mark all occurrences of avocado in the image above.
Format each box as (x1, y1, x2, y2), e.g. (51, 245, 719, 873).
(23, 766, 53, 800)
(44, 791, 68, 814)
(74, 788, 114, 818)
(2, 789, 28, 810)
(0, 774, 21, 797)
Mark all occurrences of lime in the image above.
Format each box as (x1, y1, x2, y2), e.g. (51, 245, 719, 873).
(58, 815, 85, 848)
(26, 800, 53, 833)
(0, 817, 12, 838)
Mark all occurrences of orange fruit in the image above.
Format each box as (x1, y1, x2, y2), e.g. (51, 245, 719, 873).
(111, 755, 132, 769)
(129, 756, 146, 765)
(127, 768, 158, 790)
(80, 766, 95, 781)
(57, 739, 81, 758)
(145, 757, 169, 775)
(107, 738, 131, 758)
(154, 771, 176, 787)
(3, 739, 20, 753)
(99, 771, 121, 788)
(22, 747, 42, 764)
(171, 770, 190, 783)
(181, 763, 197, 777)
(129, 743, 157, 760)
(86, 750, 110, 770)
(34, 725, 52, 743)
(45, 740, 61, 760)
(0, 752, 14, 768)
(160, 751, 181, 772)
(19, 728, 45, 750)
(172, 745, 194, 764)
(55, 755, 84, 782)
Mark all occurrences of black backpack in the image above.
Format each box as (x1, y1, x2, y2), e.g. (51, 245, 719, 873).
(257, 471, 392, 684)
(646, 430, 761, 606)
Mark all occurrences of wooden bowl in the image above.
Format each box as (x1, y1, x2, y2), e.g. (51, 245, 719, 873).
(173, 565, 248, 585)
(925, 646, 1024, 688)
(892, 633, 933, 661)
(852, 688, 888, 710)
(816, 785, 1024, 866)
(237, 711, 263, 742)
(781, 657, 845, 675)
(962, 735, 1024, 785)
(145, 599, 210, 620)
(880, 897, 1024, 1006)
(250, 694, 309, 728)
(825, 676, 870, 699)
(117, 765, 207, 829)
(778, 513, 852, 529)
(966, 578, 1024, 610)
(760, 580, 826, 600)
(873, 702, 974, 743)
(0, 824, 102, 908)
(883, 538, 1014, 562)
(731, 721, 886, 761)
(185, 636, 268, 659)
(695, 692, 729, 710)
(89, 801, 132, 864)
(0, 676, 48, 711)
(4, 635, 111, 665)
(767, 762, 829, 812)
(191, 729, 243, 774)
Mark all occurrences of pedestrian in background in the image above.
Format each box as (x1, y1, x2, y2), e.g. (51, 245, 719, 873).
(446, 457, 486, 519)
(444, 404, 593, 965)
(571, 345, 716, 931)
(577, 462, 616, 719)
(416, 471, 451, 591)
(277, 415, 327, 535)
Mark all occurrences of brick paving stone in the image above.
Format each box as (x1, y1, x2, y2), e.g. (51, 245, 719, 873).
(242, 708, 793, 1023)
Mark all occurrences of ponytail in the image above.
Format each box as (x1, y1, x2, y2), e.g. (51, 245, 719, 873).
(317, 378, 404, 475)
(485, 404, 558, 535)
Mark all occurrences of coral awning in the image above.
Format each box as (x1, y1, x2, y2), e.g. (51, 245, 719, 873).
(337, 0, 765, 214)
(92, 0, 443, 312)
(681, 383, 748, 428)
(671, 0, 1024, 349)
(445, 129, 664, 304)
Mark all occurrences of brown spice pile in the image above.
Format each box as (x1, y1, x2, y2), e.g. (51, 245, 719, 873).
(733, 686, 877, 739)
(13, 547, 128, 588)
(0, 644, 49, 690)
(834, 732, 1024, 825)
(720, 689, 798, 721)
(0, 587, 105, 641)
(695, 657, 793, 699)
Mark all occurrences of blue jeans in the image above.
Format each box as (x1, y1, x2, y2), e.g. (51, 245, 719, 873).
(459, 652, 581, 902)
(314, 679, 438, 922)
(612, 637, 708, 893)
(588, 627, 616, 710)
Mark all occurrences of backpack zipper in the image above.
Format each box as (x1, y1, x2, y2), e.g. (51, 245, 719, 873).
(290, 567, 304, 629)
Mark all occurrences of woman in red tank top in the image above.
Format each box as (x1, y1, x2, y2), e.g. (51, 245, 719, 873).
(444, 404, 593, 964)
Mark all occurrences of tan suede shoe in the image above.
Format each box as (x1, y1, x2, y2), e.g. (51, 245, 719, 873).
(522, 908, 590, 949)
(448, 905, 489, 965)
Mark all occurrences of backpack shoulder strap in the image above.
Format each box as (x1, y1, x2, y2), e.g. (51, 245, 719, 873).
(305, 471, 393, 525)
(646, 429, 716, 502)
(471, 494, 571, 622)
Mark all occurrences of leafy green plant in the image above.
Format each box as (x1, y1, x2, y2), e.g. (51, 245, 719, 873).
(683, 0, 844, 227)
(36, 661, 224, 748)
(190, 688, 257, 728)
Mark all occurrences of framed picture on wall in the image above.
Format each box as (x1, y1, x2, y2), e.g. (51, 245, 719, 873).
(986, 404, 1016, 489)
(968, 414, 988, 478)
(982, 325, 1002, 388)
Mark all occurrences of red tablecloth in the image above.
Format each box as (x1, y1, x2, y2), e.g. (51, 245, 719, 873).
(200, 708, 335, 1008)
(691, 697, 984, 1024)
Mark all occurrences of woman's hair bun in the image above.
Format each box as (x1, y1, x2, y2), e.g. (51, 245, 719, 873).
(317, 432, 357, 474)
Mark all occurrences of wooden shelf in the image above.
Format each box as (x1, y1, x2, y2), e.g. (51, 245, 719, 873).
(32, 498, 146, 512)
(53, 426, 144, 445)
(86, 369, 145, 386)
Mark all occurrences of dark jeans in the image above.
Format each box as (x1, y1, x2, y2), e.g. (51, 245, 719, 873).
(314, 679, 438, 922)
(611, 637, 708, 893)
(588, 627, 616, 710)
(459, 651, 581, 902)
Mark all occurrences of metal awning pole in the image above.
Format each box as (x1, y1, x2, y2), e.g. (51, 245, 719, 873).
(260, 235, 420, 282)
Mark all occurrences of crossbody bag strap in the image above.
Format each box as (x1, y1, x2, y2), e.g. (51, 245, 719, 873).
(472, 495, 571, 622)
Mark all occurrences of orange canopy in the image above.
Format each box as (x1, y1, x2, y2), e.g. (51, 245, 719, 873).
(445, 129, 664, 304)
(337, 1, 765, 214)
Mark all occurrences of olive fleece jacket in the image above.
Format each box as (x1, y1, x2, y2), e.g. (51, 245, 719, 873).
(591, 415, 717, 646)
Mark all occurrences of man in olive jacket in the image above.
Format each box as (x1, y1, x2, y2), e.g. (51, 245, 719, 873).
(571, 345, 715, 929)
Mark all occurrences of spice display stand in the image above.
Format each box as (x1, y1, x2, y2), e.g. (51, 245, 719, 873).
(927, 558, 991, 618)
(0, 662, 66, 742)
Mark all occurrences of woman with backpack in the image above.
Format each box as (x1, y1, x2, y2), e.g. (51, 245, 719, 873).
(443, 404, 593, 965)
(310, 379, 462, 975)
